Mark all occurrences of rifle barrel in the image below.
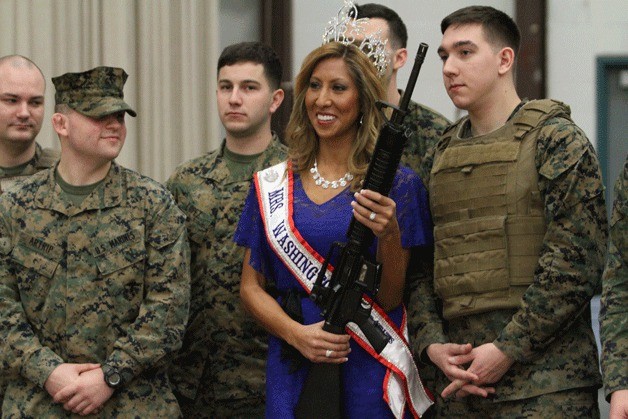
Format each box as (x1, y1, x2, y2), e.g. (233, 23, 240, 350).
(394, 43, 429, 124)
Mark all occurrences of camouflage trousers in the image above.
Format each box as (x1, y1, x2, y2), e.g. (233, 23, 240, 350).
(0, 374, 8, 413)
(435, 387, 600, 418)
(179, 396, 264, 419)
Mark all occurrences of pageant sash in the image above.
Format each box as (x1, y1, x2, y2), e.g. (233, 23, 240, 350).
(254, 161, 433, 418)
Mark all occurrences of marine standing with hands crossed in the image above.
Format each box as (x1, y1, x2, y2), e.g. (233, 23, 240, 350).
(0, 66, 190, 417)
(413, 6, 608, 417)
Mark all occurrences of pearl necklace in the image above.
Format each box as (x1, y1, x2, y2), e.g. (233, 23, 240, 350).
(309, 159, 354, 189)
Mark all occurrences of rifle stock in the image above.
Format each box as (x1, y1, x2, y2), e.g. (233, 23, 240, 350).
(295, 43, 429, 418)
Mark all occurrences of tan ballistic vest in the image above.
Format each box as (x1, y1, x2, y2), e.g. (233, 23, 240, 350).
(429, 100, 571, 320)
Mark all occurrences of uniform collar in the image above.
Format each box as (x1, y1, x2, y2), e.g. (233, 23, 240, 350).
(201, 133, 283, 183)
(35, 162, 124, 216)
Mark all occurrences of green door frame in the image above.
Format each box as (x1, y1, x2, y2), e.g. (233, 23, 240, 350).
(596, 55, 628, 190)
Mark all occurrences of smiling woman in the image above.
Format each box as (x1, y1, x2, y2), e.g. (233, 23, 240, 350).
(235, 41, 434, 418)
(305, 57, 360, 147)
(287, 42, 384, 193)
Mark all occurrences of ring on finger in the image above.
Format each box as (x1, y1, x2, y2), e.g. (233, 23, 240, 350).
(325, 349, 333, 358)
(369, 211, 376, 221)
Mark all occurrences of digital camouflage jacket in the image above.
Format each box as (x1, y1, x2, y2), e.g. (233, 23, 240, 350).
(0, 142, 59, 408)
(399, 97, 449, 392)
(166, 136, 287, 416)
(409, 100, 608, 401)
(0, 143, 59, 194)
(600, 156, 628, 399)
(399, 97, 451, 187)
(0, 162, 190, 417)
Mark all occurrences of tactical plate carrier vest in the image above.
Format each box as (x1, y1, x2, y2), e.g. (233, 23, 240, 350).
(429, 100, 571, 320)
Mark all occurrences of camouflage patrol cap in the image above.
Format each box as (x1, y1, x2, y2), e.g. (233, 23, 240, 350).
(52, 66, 137, 118)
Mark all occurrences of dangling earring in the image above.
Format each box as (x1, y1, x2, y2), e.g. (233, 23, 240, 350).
(358, 113, 364, 126)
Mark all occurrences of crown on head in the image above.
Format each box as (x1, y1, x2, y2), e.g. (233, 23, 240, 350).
(322, 0, 390, 77)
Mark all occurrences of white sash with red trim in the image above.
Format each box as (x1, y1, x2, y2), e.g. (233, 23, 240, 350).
(254, 161, 433, 418)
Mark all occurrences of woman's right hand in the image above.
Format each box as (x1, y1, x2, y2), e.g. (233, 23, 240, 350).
(288, 320, 351, 364)
(241, 250, 351, 364)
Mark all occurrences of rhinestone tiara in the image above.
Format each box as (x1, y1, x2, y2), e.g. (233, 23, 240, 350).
(322, 0, 390, 77)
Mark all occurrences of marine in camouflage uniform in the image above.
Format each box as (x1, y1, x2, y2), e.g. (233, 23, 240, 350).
(411, 7, 608, 417)
(166, 41, 287, 418)
(400, 97, 449, 405)
(0, 54, 59, 408)
(399, 97, 450, 186)
(0, 66, 191, 417)
(0, 143, 59, 194)
(414, 100, 607, 417)
(0, 163, 190, 418)
(600, 156, 628, 414)
(0, 144, 58, 410)
(166, 137, 286, 417)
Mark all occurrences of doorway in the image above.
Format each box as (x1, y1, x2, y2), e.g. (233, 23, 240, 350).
(597, 56, 628, 210)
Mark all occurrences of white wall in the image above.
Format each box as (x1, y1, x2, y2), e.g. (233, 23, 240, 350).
(547, 0, 628, 146)
(219, 0, 261, 51)
(291, 0, 628, 148)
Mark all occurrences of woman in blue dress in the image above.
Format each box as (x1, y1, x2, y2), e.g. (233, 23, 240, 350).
(235, 41, 433, 418)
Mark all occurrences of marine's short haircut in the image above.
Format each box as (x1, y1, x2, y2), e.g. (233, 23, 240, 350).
(441, 6, 520, 56)
(354, 3, 408, 49)
(0, 54, 46, 88)
(217, 41, 283, 90)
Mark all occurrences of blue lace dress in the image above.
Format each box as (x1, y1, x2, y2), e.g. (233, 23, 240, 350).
(234, 165, 432, 419)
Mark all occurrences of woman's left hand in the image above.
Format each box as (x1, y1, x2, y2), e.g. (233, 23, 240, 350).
(352, 189, 407, 310)
(351, 189, 400, 239)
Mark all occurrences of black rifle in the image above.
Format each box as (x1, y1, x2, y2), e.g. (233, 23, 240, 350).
(294, 43, 429, 419)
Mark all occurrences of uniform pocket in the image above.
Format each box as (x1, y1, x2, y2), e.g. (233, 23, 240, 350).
(11, 235, 62, 279)
(185, 207, 213, 245)
(91, 228, 147, 276)
(10, 236, 63, 311)
(90, 228, 147, 321)
(434, 215, 508, 298)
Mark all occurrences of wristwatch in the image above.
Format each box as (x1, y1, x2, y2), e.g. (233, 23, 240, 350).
(102, 364, 123, 389)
